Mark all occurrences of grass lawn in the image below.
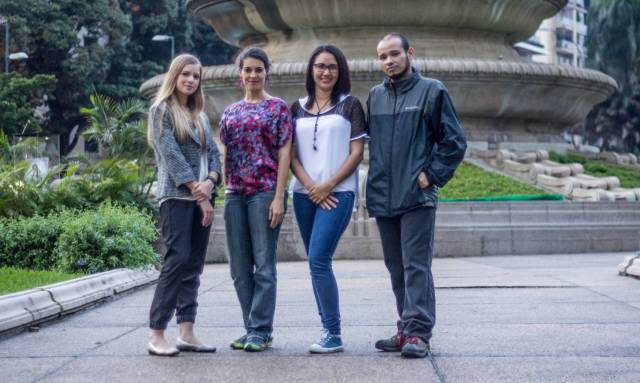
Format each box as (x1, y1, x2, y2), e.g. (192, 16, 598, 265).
(440, 161, 553, 201)
(550, 151, 640, 188)
(0, 267, 84, 295)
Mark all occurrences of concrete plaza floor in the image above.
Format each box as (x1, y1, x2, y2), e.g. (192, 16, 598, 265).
(1, 252, 640, 382)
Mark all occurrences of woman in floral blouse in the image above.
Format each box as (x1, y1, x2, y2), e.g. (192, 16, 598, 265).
(219, 47, 293, 352)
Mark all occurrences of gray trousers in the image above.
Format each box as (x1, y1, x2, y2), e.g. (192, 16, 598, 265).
(149, 199, 212, 330)
(224, 190, 285, 339)
(375, 206, 436, 342)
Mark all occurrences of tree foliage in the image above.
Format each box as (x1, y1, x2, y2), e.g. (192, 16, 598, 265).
(584, 0, 640, 153)
(98, 0, 237, 99)
(0, 0, 237, 154)
(80, 94, 148, 159)
(0, 73, 56, 137)
(0, 0, 132, 152)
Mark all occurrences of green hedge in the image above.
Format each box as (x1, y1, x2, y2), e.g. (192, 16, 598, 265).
(0, 203, 158, 273)
(0, 215, 62, 270)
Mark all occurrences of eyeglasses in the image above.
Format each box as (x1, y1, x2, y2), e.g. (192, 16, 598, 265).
(312, 63, 338, 73)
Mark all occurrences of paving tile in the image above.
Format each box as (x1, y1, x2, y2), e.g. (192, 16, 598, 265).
(39, 355, 438, 383)
(3, 254, 640, 382)
(436, 356, 640, 383)
(0, 357, 73, 383)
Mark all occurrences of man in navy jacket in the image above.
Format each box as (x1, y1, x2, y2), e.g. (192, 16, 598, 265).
(366, 33, 467, 358)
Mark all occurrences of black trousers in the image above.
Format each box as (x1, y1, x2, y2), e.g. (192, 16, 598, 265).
(149, 199, 212, 330)
(375, 206, 436, 342)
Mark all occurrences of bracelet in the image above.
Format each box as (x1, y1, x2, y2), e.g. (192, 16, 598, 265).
(205, 175, 218, 187)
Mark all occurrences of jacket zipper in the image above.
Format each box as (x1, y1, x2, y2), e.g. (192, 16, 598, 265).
(388, 84, 397, 216)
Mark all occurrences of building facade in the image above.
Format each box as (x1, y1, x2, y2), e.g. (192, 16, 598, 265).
(516, 0, 589, 68)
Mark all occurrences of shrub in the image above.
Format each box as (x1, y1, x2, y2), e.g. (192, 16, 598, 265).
(0, 158, 156, 219)
(0, 215, 63, 269)
(0, 203, 158, 273)
(54, 203, 158, 273)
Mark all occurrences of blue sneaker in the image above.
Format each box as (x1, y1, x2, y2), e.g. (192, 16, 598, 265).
(309, 330, 344, 354)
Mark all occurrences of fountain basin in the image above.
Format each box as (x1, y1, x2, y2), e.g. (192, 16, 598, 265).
(141, 58, 616, 142)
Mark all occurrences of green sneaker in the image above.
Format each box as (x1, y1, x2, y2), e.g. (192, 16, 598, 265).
(243, 334, 272, 352)
(230, 334, 247, 350)
(231, 334, 272, 350)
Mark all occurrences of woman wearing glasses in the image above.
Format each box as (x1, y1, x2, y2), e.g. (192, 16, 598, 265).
(289, 44, 366, 353)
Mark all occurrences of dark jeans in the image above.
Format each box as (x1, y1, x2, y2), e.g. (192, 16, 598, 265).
(224, 190, 285, 339)
(293, 191, 355, 336)
(149, 199, 212, 330)
(375, 206, 436, 342)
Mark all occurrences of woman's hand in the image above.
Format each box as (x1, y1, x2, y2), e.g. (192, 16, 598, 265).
(198, 199, 214, 227)
(190, 181, 213, 202)
(309, 182, 338, 210)
(308, 182, 333, 204)
(318, 195, 339, 210)
(269, 197, 285, 229)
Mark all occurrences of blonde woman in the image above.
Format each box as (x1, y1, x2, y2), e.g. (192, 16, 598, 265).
(147, 54, 222, 356)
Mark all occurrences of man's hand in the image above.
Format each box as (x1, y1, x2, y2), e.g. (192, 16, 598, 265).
(198, 199, 214, 227)
(418, 172, 430, 189)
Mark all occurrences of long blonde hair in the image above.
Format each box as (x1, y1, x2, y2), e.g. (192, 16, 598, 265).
(147, 54, 206, 147)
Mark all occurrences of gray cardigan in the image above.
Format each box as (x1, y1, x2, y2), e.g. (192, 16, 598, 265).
(150, 103, 222, 201)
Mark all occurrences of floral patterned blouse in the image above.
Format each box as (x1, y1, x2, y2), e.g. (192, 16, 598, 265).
(219, 98, 293, 195)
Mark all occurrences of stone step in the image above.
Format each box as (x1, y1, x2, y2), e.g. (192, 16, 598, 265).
(201, 201, 640, 262)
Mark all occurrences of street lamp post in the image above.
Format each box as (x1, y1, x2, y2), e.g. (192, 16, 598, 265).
(1, 20, 28, 73)
(1, 19, 8, 74)
(151, 34, 175, 61)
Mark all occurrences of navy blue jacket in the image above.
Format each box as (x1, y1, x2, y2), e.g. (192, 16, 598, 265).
(366, 68, 467, 217)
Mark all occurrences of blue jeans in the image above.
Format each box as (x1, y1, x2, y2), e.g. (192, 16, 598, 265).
(293, 191, 355, 335)
(224, 190, 286, 339)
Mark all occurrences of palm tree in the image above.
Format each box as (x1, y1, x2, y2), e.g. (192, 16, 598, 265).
(81, 94, 148, 159)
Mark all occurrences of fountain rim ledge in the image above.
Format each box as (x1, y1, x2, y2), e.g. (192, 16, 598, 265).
(140, 58, 617, 97)
(186, 0, 569, 14)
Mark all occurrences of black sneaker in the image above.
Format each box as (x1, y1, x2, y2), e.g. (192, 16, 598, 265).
(400, 336, 430, 358)
(374, 330, 405, 352)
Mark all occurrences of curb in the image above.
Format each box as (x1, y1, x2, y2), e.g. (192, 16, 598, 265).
(618, 253, 640, 278)
(0, 268, 159, 334)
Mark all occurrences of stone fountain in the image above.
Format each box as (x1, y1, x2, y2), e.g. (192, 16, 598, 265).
(140, 1, 636, 262)
(141, 0, 616, 145)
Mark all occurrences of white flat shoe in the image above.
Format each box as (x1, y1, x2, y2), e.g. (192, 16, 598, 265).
(147, 342, 179, 357)
(176, 337, 217, 353)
